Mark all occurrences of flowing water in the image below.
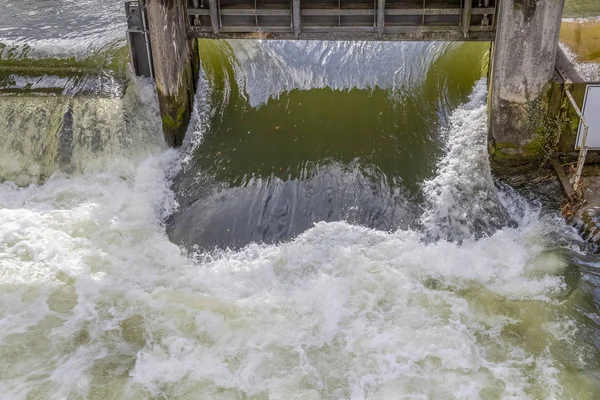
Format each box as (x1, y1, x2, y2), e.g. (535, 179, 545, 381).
(565, 0, 600, 18)
(2, 0, 125, 57)
(167, 41, 491, 248)
(2, 2, 600, 400)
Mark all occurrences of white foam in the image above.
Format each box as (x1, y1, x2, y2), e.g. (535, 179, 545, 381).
(0, 60, 597, 400)
(421, 80, 514, 241)
(0, 155, 586, 398)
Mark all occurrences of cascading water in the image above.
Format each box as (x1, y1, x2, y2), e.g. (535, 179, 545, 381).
(0, 80, 163, 186)
(227, 40, 449, 107)
(2, 3, 600, 398)
(168, 40, 489, 248)
(420, 80, 515, 241)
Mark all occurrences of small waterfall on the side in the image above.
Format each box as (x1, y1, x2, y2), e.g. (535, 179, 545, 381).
(0, 79, 163, 185)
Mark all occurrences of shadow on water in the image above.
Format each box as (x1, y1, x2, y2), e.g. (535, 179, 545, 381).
(168, 40, 490, 250)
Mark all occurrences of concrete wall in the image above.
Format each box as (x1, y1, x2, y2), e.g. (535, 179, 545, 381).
(146, 0, 198, 147)
(489, 0, 565, 162)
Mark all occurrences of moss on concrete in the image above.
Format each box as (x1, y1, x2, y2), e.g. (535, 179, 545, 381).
(490, 141, 542, 161)
(157, 60, 195, 147)
(490, 80, 572, 169)
(161, 100, 188, 132)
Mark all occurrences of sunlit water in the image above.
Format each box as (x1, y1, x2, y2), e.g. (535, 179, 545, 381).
(1, 2, 600, 399)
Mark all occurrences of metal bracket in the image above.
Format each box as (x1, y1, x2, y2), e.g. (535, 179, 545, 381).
(125, 1, 154, 79)
(565, 89, 590, 192)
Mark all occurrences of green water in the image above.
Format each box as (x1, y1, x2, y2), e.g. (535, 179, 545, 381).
(193, 41, 487, 189)
(3, 3, 600, 398)
(565, 0, 600, 18)
(168, 41, 490, 248)
(2, 37, 600, 400)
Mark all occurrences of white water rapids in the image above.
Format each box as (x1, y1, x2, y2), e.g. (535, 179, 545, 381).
(1, 48, 600, 398)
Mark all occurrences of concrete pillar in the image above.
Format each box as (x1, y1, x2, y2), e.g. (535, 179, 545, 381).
(146, 0, 198, 147)
(489, 0, 565, 162)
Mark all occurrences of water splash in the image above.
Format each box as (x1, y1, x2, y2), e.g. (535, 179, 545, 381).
(421, 79, 515, 241)
(228, 40, 452, 107)
(0, 39, 599, 399)
(0, 77, 164, 186)
(1, 157, 594, 397)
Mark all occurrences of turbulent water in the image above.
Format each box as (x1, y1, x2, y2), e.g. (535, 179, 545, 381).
(167, 40, 490, 248)
(2, 1, 600, 399)
(1, 0, 125, 57)
(2, 38, 600, 399)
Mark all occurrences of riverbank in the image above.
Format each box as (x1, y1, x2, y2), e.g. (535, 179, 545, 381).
(546, 18, 600, 248)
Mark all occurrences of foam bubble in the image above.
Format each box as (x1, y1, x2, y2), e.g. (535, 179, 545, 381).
(0, 55, 598, 400)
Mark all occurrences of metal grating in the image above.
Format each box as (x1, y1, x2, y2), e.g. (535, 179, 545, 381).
(187, 0, 497, 40)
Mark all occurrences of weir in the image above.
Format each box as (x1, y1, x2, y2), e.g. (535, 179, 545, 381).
(5, 3, 600, 396)
(126, 0, 565, 162)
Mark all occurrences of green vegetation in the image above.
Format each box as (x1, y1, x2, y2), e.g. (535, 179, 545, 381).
(490, 81, 582, 167)
(158, 60, 195, 147)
